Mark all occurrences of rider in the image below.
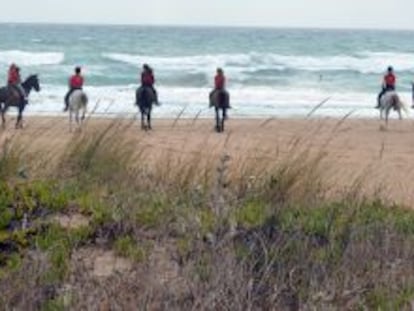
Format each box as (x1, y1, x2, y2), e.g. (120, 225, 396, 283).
(140, 64, 158, 104)
(7, 63, 27, 104)
(210, 67, 230, 109)
(64, 66, 84, 112)
(376, 66, 396, 108)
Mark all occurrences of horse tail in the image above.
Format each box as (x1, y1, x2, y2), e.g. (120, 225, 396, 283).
(400, 99, 409, 115)
(135, 88, 140, 106)
(219, 91, 227, 109)
(81, 93, 88, 105)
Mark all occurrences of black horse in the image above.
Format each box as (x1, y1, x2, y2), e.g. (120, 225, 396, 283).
(210, 89, 230, 133)
(0, 75, 41, 129)
(136, 86, 157, 130)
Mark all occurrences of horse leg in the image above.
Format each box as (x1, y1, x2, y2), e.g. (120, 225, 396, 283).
(215, 107, 220, 132)
(385, 107, 390, 127)
(148, 109, 152, 130)
(81, 107, 86, 122)
(69, 111, 73, 132)
(398, 108, 402, 120)
(221, 108, 227, 132)
(75, 111, 81, 131)
(80, 108, 85, 130)
(141, 111, 146, 130)
(1, 106, 5, 129)
(16, 105, 23, 129)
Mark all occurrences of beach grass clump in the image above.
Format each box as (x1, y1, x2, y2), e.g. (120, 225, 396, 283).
(0, 137, 22, 181)
(114, 235, 149, 262)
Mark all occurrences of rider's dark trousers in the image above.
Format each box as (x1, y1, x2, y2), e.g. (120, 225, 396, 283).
(8, 83, 26, 104)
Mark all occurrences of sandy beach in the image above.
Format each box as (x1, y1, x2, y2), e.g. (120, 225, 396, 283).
(2, 116, 414, 207)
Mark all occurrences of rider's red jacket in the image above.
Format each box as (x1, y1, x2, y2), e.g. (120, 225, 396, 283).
(141, 71, 154, 87)
(7, 65, 20, 84)
(69, 74, 84, 88)
(384, 73, 396, 87)
(214, 74, 225, 89)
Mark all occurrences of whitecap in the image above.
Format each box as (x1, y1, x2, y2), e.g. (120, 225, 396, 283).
(0, 50, 64, 66)
(102, 51, 414, 75)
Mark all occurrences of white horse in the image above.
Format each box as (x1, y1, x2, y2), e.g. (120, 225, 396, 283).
(379, 91, 408, 126)
(68, 89, 88, 132)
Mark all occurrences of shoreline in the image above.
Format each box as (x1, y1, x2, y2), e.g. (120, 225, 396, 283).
(3, 110, 404, 120)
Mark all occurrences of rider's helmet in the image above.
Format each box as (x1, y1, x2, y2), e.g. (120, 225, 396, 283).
(75, 66, 81, 74)
(217, 67, 223, 75)
(387, 66, 393, 72)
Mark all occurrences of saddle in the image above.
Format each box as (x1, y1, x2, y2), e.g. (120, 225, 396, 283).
(6, 86, 23, 105)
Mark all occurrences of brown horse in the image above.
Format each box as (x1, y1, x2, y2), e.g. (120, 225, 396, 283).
(210, 89, 230, 133)
(136, 86, 157, 131)
(0, 75, 40, 129)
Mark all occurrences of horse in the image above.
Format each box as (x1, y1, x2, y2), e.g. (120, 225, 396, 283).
(136, 86, 157, 130)
(0, 75, 40, 129)
(68, 89, 88, 132)
(379, 91, 408, 126)
(210, 89, 230, 133)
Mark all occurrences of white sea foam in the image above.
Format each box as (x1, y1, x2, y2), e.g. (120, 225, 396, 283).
(103, 51, 414, 74)
(23, 84, 412, 119)
(0, 50, 64, 66)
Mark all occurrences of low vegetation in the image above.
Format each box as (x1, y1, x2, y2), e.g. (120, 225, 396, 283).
(1, 120, 414, 310)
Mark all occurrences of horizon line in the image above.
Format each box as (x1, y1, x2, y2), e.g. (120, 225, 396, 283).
(1, 21, 414, 32)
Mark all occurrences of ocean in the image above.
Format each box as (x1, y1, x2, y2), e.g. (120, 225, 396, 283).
(1, 23, 414, 118)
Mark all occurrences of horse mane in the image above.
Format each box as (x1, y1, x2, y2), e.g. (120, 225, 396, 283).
(22, 74, 37, 85)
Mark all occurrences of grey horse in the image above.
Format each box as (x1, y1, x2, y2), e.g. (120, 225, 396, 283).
(68, 89, 88, 132)
(379, 91, 407, 126)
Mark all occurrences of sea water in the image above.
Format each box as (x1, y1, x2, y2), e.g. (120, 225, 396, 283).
(1, 24, 413, 118)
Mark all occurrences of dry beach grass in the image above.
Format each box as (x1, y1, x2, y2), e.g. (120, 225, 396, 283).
(2, 115, 414, 309)
(2, 116, 414, 205)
